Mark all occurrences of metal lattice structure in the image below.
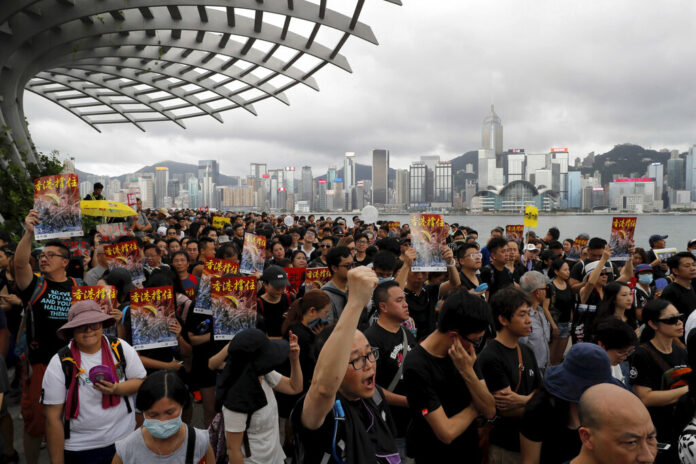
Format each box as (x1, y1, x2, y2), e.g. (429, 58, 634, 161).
(0, 0, 400, 169)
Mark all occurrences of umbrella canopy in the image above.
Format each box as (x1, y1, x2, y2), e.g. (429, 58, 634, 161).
(81, 200, 137, 218)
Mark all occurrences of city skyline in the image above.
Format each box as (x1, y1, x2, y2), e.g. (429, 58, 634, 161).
(23, 1, 696, 177)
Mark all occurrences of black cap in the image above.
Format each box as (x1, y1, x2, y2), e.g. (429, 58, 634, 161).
(227, 328, 289, 374)
(649, 234, 668, 246)
(261, 265, 290, 289)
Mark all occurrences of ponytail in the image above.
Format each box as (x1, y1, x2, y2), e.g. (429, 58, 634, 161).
(281, 289, 331, 336)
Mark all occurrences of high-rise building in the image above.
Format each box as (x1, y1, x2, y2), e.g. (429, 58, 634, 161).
(284, 167, 296, 194)
(327, 166, 337, 190)
(317, 179, 328, 210)
(344, 152, 356, 210)
(154, 166, 168, 208)
(334, 179, 344, 211)
(250, 163, 267, 179)
(667, 157, 685, 190)
(647, 163, 664, 200)
(301, 166, 313, 209)
(198, 160, 219, 186)
(138, 176, 155, 209)
(434, 162, 452, 206)
(409, 162, 427, 207)
(525, 153, 547, 183)
(372, 149, 389, 204)
(687, 146, 696, 201)
(395, 169, 409, 206)
(481, 104, 503, 163)
(567, 171, 582, 209)
(167, 179, 180, 200)
(188, 176, 200, 208)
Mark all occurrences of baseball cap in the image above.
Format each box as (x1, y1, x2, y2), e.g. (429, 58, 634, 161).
(688, 238, 696, 248)
(261, 265, 290, 289)
(524, 244, 539, 252)
(634, 264, 653, 275)
(649, 234, 668, 246)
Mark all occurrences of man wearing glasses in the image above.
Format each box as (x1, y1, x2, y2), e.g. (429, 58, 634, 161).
(403, 291, 496, 463)
(292, 267, 401, 463)
(14, 210, 83, 464)
(455, 242, 484, 296)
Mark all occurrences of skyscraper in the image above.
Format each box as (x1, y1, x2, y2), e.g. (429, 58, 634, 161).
(284, 166, 296, 194)
(344, 152, 356, 210)
(434, 162, 452, 205)
(686, 146, 696, 201)
(372, 149, 389, 204)
(154, 166, 168, 208)
(198, 160, 219, 186)
(667, 157, 685, 190)
(250, 163, 267, 179)
(395, 169, 409, 206)
(327, 166, 337, 190)
(409, 162, 427, 207)
(481, 105, 503, 162)
(647, 163, 664, 200)
(301, 166, 313, 209)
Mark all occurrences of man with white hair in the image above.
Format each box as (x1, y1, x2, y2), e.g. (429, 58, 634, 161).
(519, 271, 552, 373)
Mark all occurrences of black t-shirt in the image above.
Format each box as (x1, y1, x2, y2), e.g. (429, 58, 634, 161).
(291, 389, 398, 464)
(403, 344, 483, 463)
(184, 310, 225, 387)
(404, 284, 440, 341)
(572, 289, 601, 344)
(661, 282, 696, 320)
(629, 342, 689, 445)
(647, 249, 668, 279)
(459, 271, 480, 292)
(521, 389, 581, 464)
(479, 264, 514, 298)
(354, 255, 373, 267)
(548, 281, 575, 323)
(20, 275, 76, 365)
(257, 294, 293, 338)
(634, 284, 654, 312)
(364, 323, 417, 437)
(478, 340, 540, 452)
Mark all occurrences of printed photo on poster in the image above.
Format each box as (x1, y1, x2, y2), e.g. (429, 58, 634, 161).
(193, 258, 239, 315)
(33, 174, 82, 240)
(212, 217, 231, 230)
(240, 233, 266, 275)
(284, 267, 306, 293)
(104, 240, 144, 286)
(410, 214, 446, 272)
(567, 236, 588, 262)
(609, 217, 636, 261)
(654, 248, 678, 261)
(129, 286, 177, 350)
(505, 225, 524, 243)
(211, 276, 257, 341)
(388, 222, 401, 239)
(305, 267, 331, 290)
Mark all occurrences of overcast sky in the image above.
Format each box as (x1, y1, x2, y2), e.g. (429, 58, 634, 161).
(22, 0, 696, 178)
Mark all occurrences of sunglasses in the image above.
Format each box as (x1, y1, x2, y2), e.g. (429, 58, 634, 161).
(74, 322, 102, 333)
(658, 314, 684, 325)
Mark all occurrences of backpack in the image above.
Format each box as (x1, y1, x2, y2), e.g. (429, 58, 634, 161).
(24, 276, 82, 356)
(56, 335, 131, 439)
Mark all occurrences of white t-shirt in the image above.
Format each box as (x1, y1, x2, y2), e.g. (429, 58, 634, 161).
(42, 337, 147, 451)
(222, 370, 285, 464)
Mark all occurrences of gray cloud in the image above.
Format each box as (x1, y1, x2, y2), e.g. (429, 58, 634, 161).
(23, 0, 696, 178)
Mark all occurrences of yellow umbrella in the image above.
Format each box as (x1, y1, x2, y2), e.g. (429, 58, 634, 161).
(81, 200, 137, 218)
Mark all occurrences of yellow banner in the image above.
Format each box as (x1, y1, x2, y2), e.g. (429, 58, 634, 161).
(212, 217, 231, 229)
(523, 205, 538, 228)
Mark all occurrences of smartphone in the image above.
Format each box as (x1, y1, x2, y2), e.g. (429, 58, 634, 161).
(657, 443, 671, 451)
(474, 283, 488, 293)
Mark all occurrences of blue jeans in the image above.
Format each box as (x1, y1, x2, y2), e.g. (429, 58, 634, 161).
(64, 444, 116, 464)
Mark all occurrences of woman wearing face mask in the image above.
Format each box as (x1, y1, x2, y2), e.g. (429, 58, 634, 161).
(113, 370, 214, 463)
(634, 264, 658, 320)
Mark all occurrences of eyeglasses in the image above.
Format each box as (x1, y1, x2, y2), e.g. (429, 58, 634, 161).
(464, 335, 484, 348)
(600, 272, 610, 276)
(74, 322, 102, 333)
(319, 244, 332, 248)
(616, 347, 635, 358)
(466, 253, 482, 259)
(348, 347, 379, 370)
(658, 314, 684, 325)
(39, 252, 69, 260)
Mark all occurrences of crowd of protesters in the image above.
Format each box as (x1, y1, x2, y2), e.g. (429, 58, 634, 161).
(1, 187, 696, 463)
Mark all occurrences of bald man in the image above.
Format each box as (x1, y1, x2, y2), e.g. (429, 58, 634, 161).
(569, 383, 657, 464)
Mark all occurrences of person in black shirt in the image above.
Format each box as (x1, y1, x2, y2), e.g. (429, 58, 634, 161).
(520, 343, 619, 464)
(403, 246, 460, 341)
(479, 287, 540, 462)
(630, 299, 689, 464)
(661, 252, 696, 322)
(455, 242, 484, 295)
(291, 267, 400, 464)
(647, 234, 670, 280)
(257, 265, 293, 337)
(402, 291, 496, 463)
(546, 258, 574, 365)
(569, 237, 620, 293)
(480, 236, 516, 301)
(364, 281, 417, 458)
